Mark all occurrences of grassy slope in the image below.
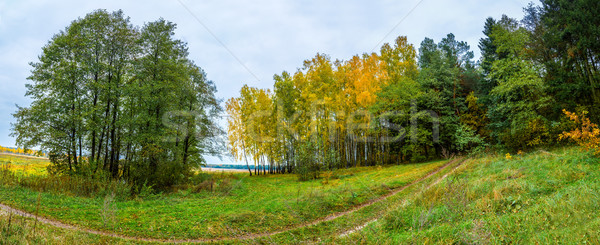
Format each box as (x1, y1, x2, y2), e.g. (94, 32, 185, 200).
(335, 147, 600, 244)
(0, 153, 447, 240)
(4, 148, 596, 244)
(248, 157, 464, 244)
(0, 210, 129, 245)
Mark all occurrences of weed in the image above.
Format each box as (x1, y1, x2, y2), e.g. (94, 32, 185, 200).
(462, 220, 492, 245)
(442, 177, 470, 220)
(193, 180, 214, 193)
(216, 178, 233, 195)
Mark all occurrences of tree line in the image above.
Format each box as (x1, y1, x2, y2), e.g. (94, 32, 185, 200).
(0, 146, 46, 157)
(226, 0, 600, 178)
(11, 0, 598, 184)
(11, 10, 222, 189)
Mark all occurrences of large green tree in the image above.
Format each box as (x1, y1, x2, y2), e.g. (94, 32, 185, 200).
(540, 0, 600, 122)
(486, 16, 553, 150)
(415, 34, 480, 156)
(12, 10, 221, 190)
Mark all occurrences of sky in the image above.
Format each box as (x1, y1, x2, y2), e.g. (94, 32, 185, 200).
(0, 0, 533, 164)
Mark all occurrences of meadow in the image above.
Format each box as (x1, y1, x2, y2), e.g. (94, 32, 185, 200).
(333, 147, 600, 244)
(2, 147, 598, 244)
(0, 152, 449, 242)
(0, 154, 49, 176)
(3, 1, 600, 244)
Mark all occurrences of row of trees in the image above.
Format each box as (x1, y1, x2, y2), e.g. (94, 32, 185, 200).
(227, 0, 599, 177)
(227, 35, 475, 175)
(11, 10, 222, 189)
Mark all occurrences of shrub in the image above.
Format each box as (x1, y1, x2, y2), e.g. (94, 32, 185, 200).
(0, 163, 134, 200)
(454, 123, 487, 153)
(216, 178, 234, 195)
(499, 117, 552, 151)
(559, 109, 600, 156)
(295, 140, 321, 181)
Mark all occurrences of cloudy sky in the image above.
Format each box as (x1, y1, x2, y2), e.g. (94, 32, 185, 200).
(0, 0, 532, 163)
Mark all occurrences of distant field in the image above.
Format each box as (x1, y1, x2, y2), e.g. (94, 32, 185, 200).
(200, 167, 248, 172)
(0, 153, 50, 176)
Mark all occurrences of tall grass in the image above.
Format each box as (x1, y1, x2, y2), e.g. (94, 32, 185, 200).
(341, 147, 600, 244)
(0, 165, 133, 200)
(0, 210, 127, 244)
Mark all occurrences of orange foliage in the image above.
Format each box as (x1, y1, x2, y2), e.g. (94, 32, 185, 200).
(342, 53, 389, 108)
(559, 109, 600, 155)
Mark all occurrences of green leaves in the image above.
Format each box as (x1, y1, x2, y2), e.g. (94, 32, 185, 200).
(485, 16, 553, 150)
(12, 10, 221, 189)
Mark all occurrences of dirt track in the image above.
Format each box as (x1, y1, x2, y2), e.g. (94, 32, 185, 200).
(339, 157, 468, 237)
(0, 158, 465, 243)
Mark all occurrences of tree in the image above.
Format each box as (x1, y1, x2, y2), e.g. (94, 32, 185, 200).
(479, 17, 498, 80)
(371, 36, 421, 162)
(486, 16, 552, 150)
(540, 0, 600, 122)
(415, 34, 478, 156)
(11, 10, 222, 190)
(460, 92, 489, 139)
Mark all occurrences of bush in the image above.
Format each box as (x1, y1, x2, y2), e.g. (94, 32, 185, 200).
(296, 164, 318, 182)
(216, 178, 234, 195)
(295, 140, 321, 181)
(559, 109, 600, 156)
(193, 180, 214, 193)
(189, 172, 238, 195)
(454, 123, 487, 153)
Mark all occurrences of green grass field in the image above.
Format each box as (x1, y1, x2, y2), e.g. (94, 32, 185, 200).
(0, 210, 126, 245)
(333, 147, 600, 244)
(0, 153, 447, 241)
(1, 148, 599, 244)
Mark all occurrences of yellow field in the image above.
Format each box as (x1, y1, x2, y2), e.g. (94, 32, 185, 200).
(0, 153, 49, 176)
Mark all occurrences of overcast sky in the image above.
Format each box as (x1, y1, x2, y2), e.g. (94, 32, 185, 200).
(0, 0, 533, 164)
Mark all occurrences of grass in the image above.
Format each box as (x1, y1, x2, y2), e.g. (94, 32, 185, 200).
(0, 152, 448, 240)
(0, 154, 49, 176)
(334, 147, 600, 244)
(247, 157, 464, 244)
(4, 147, 596, 244)
(0, 208, 130, 245)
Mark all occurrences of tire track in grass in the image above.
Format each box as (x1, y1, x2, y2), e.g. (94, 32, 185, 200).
(338, 158, 468, 238)
(0, 157, 464, 243)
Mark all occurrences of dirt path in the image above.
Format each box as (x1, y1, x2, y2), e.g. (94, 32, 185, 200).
(0, 158, 464, 243)
(338, 158, 468, 238)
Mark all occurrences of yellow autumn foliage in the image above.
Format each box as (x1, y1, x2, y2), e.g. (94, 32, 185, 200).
(559, 109, 600, 156)
(0, 146, 47, 157)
